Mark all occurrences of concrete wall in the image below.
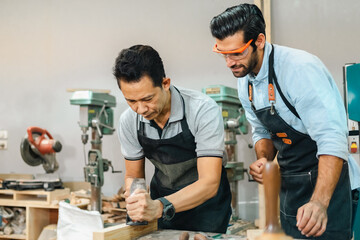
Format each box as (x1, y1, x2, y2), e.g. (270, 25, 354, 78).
(0, 0, 359, 222)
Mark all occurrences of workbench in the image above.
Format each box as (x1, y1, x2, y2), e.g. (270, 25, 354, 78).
(93, 220, 246, 240)
(135, 229, 246, 240)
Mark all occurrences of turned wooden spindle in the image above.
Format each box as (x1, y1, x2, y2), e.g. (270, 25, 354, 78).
(256, 161, 293, 240)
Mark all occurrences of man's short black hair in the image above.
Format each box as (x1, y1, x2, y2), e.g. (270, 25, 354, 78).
(210, 4, 266, 49)
(113, 45, 165, 88)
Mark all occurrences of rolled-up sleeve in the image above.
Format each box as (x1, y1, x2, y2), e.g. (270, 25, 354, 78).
(288, 61, 349, 161)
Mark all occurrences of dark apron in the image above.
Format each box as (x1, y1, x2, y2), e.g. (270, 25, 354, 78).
(137, 87, 231, 233)
(248, 45, 352, 239)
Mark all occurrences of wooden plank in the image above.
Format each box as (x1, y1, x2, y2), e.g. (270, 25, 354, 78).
(93, 220, 157, 240)
(0, 173, 34, 180)
(0, 188, 70, 206)
(66, 88, 111, 93)
(252, 1, 273, 230)
(253, 0, 262, 11)
(258, 184, 266, 229)
(27, 207, 56, 240)
(263, 0, 272, 43)
(63, 181, 91, 192)
(254, 0, 272, 43)
(0, 234, 26, 239)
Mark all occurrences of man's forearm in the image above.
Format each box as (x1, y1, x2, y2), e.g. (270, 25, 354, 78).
(255, 138, 277, 160)
(166, 157, 222, 213)
(124, 159, 146, 196)
(310, 155, 343, 207)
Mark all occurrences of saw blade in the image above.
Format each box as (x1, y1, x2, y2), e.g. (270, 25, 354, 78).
(20, 137, 43, 166)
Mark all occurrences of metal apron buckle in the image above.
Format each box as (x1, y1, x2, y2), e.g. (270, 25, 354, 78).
(270, 101, 275, 115)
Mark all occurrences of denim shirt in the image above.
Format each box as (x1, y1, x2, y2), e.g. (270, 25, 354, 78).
(237, 42, 360, 190)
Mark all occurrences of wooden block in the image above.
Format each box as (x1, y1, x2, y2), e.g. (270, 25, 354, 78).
(93, 220, 157, 240)
(258, 184, 266, 229)
(109, 208, 126, 214)
(63, 181, 90, 191)
(255, 233, 293, 240)
(247, 229, 263, 240)
(119, 201, 126, 209)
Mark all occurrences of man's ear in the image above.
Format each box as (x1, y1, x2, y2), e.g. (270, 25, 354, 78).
(255, 33, 266, 50)
(162, 77, 171, 90)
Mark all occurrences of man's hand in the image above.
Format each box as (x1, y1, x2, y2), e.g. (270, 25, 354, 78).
(295, 155, 342, 237)
(296, 200, 328, 237)
(126, 189, 163, 222)
(249, 157, 267, 184)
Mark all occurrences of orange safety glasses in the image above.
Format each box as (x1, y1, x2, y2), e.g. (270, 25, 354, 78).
(212, 39, 253, 54)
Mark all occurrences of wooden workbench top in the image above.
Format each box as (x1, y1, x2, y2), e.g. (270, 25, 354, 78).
(135, 229, 246, 240)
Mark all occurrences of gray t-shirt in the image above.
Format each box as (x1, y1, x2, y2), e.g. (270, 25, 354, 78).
(118, 85, 225, 161)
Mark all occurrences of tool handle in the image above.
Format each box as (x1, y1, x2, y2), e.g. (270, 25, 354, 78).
(27, 127, 62, 154)
(126, 178, 148, 226)
(27, 126, 53, 144)
(263, 161, 282, 233)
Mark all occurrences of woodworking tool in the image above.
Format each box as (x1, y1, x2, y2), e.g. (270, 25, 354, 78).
(256, 162, 292, 240)
(70, 90, 121, 212)
(9, 127, 64, 191)
(126, 178, 148, 226)
(203, 85, 252, 221)
(20, 127, 62, 174)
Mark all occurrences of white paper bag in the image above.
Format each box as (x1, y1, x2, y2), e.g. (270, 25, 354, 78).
(57, 201, 103, 240)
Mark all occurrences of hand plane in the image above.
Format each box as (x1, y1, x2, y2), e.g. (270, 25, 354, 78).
(126, 178, 148, 226)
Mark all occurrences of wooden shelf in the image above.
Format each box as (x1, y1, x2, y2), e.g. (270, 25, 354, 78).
(0, 189, 69, 240)
(0, 189, 70, 206)
(0, 234, 26, 240)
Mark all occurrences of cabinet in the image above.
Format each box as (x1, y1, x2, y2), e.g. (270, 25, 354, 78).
(0, 189, 69, 240)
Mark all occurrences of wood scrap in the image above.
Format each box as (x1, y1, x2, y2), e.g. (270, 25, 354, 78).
(67, 186, 128, 224)
(194, 233, 208, 240)
(179, 231, 189, 240)
(100, 186, 127, 224)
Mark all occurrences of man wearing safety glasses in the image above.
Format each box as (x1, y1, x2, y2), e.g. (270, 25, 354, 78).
(210, 3, 360, 240)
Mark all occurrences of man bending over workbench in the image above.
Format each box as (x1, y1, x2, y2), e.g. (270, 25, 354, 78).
(113, 45, 232, 233)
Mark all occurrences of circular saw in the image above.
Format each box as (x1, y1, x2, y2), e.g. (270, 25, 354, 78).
(20, 127, 62, 173)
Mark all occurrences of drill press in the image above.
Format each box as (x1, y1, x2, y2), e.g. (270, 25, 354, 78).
(203, 85, 252, 220)
(70, 90, 121, 212)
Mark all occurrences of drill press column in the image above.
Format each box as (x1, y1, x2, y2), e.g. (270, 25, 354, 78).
(70, 90, 121, 212)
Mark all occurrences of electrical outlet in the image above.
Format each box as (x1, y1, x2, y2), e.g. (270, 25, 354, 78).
(0, 140, 7, 150)
(0, 130, 8, 139)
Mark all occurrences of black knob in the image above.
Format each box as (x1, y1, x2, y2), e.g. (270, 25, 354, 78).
(52, 141, 62, 152)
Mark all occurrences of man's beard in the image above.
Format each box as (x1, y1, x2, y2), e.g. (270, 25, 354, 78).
(231, 52, 258, 78)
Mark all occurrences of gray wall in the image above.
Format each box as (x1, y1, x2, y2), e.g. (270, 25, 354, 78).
(272, 0, 360, 93)
(0, 0, 359, 222)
